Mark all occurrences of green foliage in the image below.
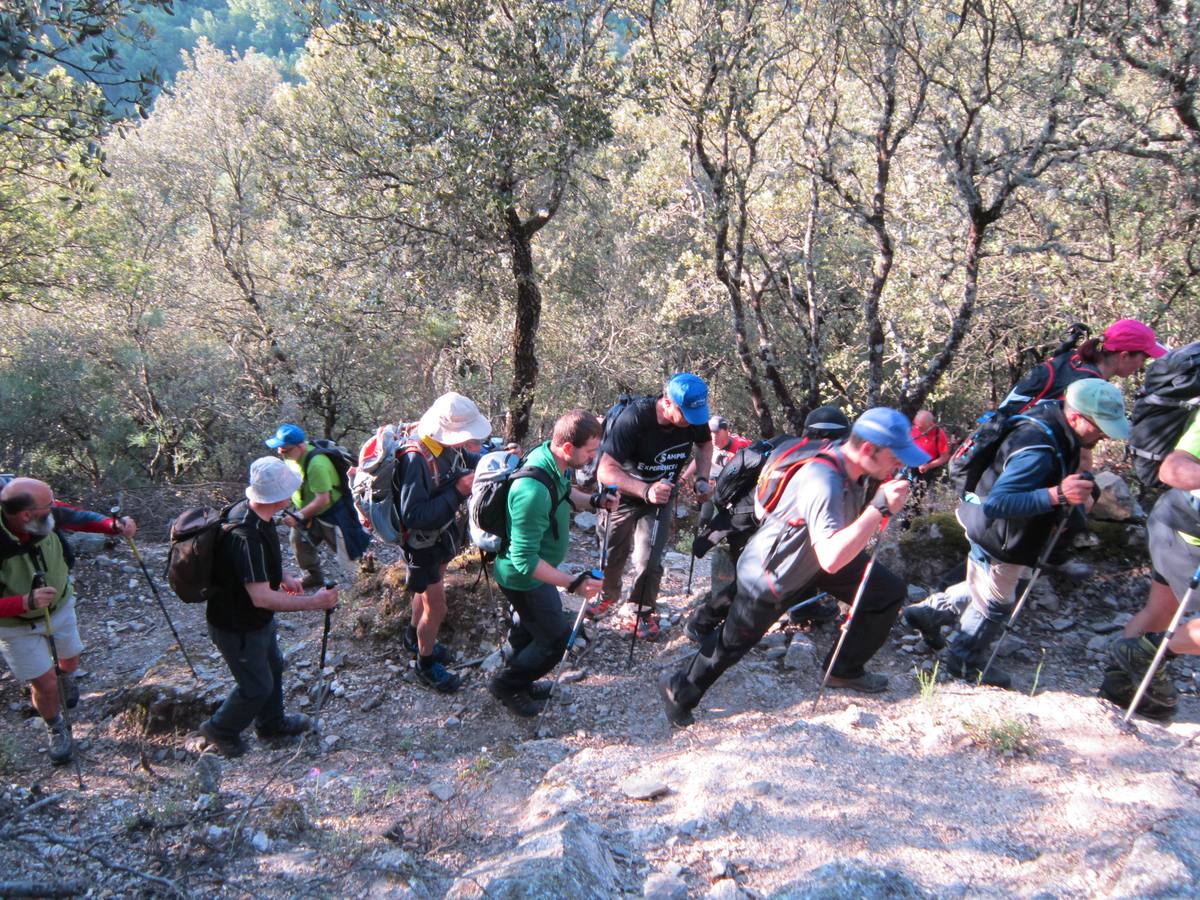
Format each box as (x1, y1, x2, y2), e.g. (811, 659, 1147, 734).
(962, 715, 1039, 757)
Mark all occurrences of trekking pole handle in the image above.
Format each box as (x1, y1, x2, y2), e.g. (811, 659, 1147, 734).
(323, 578, 338, 611)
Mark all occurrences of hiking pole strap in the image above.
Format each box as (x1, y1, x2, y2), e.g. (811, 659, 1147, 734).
(813, 515, 890, 710)
(1123, 564, 1200, 724)
(979, 509, 1072, 683)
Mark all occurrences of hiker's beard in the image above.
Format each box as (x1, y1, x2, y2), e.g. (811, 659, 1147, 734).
(24, 513, 55, 536)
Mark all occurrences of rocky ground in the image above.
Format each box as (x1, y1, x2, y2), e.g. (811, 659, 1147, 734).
(1, 482, 1198, 898)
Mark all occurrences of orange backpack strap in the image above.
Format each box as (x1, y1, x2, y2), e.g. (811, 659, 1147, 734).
(400, 439, 438, 482)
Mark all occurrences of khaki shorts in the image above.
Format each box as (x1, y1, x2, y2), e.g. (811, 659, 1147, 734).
(0, 596, 84, 681)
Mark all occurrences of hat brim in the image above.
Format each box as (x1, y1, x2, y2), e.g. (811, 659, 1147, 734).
(894, 442, 932, 468)
(681, 403, 711, 427)
(264, 437, 288, 449)
(1093, 415, 1131, 442)
(419, 410, 493, 446)
(1147, 341, 1169, 359)
(245, 470, 302, 505)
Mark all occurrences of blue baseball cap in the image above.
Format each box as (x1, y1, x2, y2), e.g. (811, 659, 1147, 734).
(666, 373, 711, 426)
(264, 423, 307, 449)
(851, 408, 930, 468)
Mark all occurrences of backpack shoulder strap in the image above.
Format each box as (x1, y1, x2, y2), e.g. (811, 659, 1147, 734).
(1009, 414, 1067, 477)
(512, 466, 564, 539)
(400, 440, 439, 481)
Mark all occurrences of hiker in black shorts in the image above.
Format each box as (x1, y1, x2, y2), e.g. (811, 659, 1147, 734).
(590, 374, 713, 641)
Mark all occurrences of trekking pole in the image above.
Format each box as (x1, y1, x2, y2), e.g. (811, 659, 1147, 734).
(813, 516, 890, 711)
(1123, 562, 1200, 725)
(977, 487, 1085, 684)
(35, 572, 85, 790)
(111, 498, 199, 680)
(786, 591, 831, 617)
(311, 579, 337, 736)
(629, 477, 677, 669)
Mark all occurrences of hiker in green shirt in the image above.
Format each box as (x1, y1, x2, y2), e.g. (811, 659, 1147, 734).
(265, 423, 368, 588)
(490, 410, 617, 717)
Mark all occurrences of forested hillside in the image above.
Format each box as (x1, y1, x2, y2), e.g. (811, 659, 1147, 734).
(2, 0, 1197, 494)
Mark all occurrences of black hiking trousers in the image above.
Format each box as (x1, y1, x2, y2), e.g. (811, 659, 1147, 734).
(686, 530, 751, 636)
(669, 551, 906, 712)
(493, 582, 570, 695)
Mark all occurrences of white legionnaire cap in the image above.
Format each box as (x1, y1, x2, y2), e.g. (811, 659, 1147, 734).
(418, 392, 492, 445)
(246, 456, 302, 504)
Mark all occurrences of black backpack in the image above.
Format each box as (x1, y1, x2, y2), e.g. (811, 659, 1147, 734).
(166, 505, 238, 603)
(1129, 341, 1200, 486)
(471, 460, 562, 557)
(948, 411, 1062, 498)
(304, 439, 356, 495)
(576, 393, 647, 486)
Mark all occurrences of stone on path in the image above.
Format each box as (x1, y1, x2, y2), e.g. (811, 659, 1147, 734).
(774, 859, 929, 899)
(643, 872, 688, 899)
(621, 771, 671, 801)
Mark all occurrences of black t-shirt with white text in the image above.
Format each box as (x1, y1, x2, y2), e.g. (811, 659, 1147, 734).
(601, 396, 711, 497)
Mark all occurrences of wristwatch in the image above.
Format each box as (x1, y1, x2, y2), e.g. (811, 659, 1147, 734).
(871, 493, 889, 514)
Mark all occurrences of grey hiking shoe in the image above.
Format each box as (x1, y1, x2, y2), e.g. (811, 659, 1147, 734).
(46, 716, 73, 766)
(824, 671, 889, 693)
(1108, 635, 1178, 709)
(939, 653, 1013, 689)
(901, 602, 955, 650)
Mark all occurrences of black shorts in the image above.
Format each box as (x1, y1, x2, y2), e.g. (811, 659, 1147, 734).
(402, 534, 454, 593)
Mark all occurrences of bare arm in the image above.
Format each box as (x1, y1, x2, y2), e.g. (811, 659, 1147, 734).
(247, 582, 338, 612)
(1161, 449, 1200, 492)
(810, 479, 907, 573)
(691, 441, 714, 489)
(596, 453, 652, 502)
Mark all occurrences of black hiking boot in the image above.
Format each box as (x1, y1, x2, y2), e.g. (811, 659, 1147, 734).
(824, 671, 889, 693)
(198, 719, 248, 759)
(939, 653, 1013, 689)
(527, 681, 554, 701)
(789, 599, 841, 628)
(256, 713, 312, 739)
(488, 680, 543, 718)
(901, 602, 955, 650)
(684, 618, 712, 644)
(658, 671, 695, 728)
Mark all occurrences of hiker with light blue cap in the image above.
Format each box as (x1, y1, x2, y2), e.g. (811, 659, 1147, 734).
(659, 407, 923, 727)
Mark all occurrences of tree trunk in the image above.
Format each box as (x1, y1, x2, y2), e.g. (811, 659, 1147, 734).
(504, 209, 540, 444)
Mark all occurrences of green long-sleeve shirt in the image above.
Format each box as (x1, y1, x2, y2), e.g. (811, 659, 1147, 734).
(494, 442, 570, 592)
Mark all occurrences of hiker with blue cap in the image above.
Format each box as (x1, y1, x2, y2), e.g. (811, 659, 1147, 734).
(903, 378, 1130, 688)
(589, 374, 714, 641)
(265, 424, 370, 588)
(659, 407, 926, 727)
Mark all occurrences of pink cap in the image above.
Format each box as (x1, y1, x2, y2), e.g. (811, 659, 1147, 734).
(1103, 319, 1168, 358)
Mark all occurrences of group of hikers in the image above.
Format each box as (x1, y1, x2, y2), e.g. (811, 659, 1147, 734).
(2, 317, 1197, 767)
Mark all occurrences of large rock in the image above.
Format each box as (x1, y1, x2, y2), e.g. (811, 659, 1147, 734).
(1091, 472, 1142, 522)
(447, 813, 619, 899)
(1107, 829, 1195, 898)
(772, 860, 929, 899)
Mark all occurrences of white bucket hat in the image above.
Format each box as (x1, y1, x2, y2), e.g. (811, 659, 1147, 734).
(245, 456, 302, 504)
(417, 392, 492, 445)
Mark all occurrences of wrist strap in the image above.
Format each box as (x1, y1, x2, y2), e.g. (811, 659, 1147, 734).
(1055, 484, 1066, 506)
(568, 572, 588, 594)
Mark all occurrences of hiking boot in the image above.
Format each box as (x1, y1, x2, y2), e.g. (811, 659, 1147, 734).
(939, 653, 1013, 689)
(1099, 664, 1177, 721)
(789, 599, 841, 628)
(488, 680, 542, 718)
(1107, 635, 1178, 708)
(683, 619, 711, 644)
(415, 661, 461, 694)
(45, 716, 73, 766)
(824, 671, 889, 694)
(256, 713, 312, 739)
(58, 670, 79, 710)
(633, 616, 661, 642)
(198, 719, 248, 759)
(527, 680, 554, 701)
(585, 595, 620, 620)
(301, 572, 325, 591)
(658, 671, 695, 728)
(403, 626, 453, 664)
(901, 602, 955, 650)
